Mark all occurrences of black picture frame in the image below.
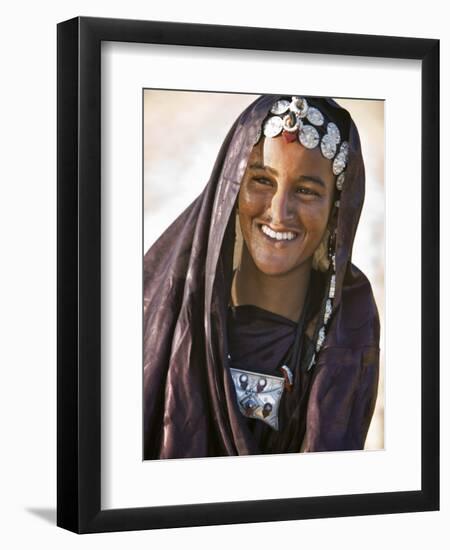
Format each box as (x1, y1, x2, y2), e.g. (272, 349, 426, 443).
(57, 16, 439, 533)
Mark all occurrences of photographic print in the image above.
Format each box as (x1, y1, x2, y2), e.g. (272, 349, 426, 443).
(58, 17, 438, 532)
(143, 90, 385, 460)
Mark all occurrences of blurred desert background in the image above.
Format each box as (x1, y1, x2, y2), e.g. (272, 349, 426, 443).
(143, 90, 385, 451)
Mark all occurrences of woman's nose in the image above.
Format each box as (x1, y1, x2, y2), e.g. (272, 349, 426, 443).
(269, 188, 294, 225)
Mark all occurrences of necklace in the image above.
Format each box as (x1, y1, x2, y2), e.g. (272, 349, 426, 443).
(227, 284, 311, 431)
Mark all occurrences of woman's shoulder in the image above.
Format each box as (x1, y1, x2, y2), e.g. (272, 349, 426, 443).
(143, 195, 202, 276)
(329, 262, 380, 349)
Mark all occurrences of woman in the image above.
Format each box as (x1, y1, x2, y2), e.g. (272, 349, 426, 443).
(143, 94, 380, 459)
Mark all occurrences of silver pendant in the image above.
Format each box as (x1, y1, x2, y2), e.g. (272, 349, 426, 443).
(290, 96, 309, 117)
(230, 367, 285, 430)
(282, 111, 300, 132)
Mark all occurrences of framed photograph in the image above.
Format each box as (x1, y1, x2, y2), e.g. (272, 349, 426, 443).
(57, 16, 439, 533)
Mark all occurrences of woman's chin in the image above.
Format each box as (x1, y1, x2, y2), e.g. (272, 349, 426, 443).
(253, 258, 298, 277)
(250, 250, 313, 277)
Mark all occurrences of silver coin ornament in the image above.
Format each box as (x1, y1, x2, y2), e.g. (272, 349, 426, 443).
(282, 112, 300, 132)
(299, 125, 320, 149)
(329, 274, 336, 299)
(336, 172, 345, 191)
(320, 133, 337, 159)
(289, 96, 309, 117)
(316, 326, 326, 352)
(306, 107, 324, 126)
(263, 116, 283, 138)
(270, 99, 290, 116)
(332, 151, 347, 175)
(340, 145, 349, 163)
(340, 141, 349, 155)
(230, 368, 285, 430)
(324, 298, 332, 324)
(327, 122, 341, 145)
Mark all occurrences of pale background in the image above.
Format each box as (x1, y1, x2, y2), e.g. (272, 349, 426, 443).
(144, 90, 385, 450)
(0, 1, 448, 548)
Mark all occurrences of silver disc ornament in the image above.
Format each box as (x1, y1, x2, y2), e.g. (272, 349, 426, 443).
(327, 122, 341, 145)
(320, 133, 337, 159)
(306, 107, 324, 126)
(332, 151, 347, 175)
(270, 99, 290, 116)
(336, 172, 345, 191)
(263, 116, 283, 138)
(289, 96, 309, 117)
(299, 125, 320, 149)
(282, 111, 300, 132)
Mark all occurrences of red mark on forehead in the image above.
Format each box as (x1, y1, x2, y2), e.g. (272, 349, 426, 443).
(282, 130, 298, 143)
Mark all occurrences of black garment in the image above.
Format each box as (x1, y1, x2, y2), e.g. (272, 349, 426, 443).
(227, 270, 326, 453)
(228, 304, 297, 450)
(227, 304, 297, 378)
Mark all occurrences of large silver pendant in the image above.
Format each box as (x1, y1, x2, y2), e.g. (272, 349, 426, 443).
(230, 367, 285, 430)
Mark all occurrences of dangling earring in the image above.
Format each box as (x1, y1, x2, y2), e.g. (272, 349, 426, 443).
(328, 226, 337, 271)
(307, 223, 338, 371)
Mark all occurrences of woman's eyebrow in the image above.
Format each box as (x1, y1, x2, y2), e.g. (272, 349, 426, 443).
(248, 162, 276, 173)
(249, 164, 326, 189)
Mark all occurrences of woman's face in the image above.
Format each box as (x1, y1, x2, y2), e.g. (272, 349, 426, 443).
(238, 136, 336, 276)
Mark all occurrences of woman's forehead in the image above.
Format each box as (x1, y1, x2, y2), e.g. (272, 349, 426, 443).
(249, 136, 335, 180)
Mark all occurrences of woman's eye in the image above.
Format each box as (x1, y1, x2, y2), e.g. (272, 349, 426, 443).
(296, 187, 317, 196)
(254, 177, 273, 186)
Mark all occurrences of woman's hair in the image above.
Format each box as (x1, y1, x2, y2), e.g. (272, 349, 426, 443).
(312, 230, 331, 272)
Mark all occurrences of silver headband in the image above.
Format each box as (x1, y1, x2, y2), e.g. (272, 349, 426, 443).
(255, 97, 349, 191)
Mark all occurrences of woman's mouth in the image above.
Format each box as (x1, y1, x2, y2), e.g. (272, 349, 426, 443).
(260, 224, 298, 242)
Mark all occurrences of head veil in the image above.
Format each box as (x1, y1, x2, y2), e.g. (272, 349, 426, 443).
(143, 95, 379, 459)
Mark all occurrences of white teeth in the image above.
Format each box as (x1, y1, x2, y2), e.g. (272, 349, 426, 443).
(261, 225, 296, 241)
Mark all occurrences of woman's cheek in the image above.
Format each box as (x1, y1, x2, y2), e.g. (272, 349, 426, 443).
(239, 189, 265, 217)
(304, 201, 331, 230)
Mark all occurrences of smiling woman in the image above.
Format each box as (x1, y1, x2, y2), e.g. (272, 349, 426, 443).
(143, 93, 381, 459)
(238, 141, 335, 277)
(234, 138, 336, 324)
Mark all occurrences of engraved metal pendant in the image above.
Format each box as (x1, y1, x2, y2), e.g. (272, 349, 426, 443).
(230, 368, 285, 430)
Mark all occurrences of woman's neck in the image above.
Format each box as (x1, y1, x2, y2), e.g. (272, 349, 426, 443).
(231, 247, 311, 322)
